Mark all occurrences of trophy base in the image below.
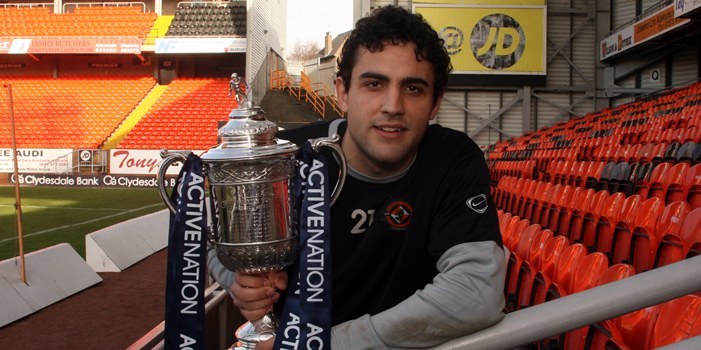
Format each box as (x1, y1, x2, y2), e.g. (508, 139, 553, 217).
(232, 314, 278, 349)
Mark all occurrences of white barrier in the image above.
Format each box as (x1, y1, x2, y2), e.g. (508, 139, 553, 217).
(86, 209, 169, 272)
(0, 243, 102, 327)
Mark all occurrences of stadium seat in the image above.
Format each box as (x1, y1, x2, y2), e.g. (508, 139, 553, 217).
(595, 161, 617, 192)
(525, 182, 552, 223)
(607, 162, 632, 195)
(585, 192, 626, 255)
(505, 223, 541, 311)
(584, 264, 637, 350)
(658, 162, 690, 204)
(533, 184, 561, 226)
(562, 252, 611, 350)
(677, 141, 697, 163)
(539, 185, 566, 229)
(637, 162, 671, 199)
(536, 243, 587, 304)
(556, 188, 595, 238)
(649, 295, 701, 348)
(684, 164, 701, 209)
(515, 179, 538, 217)
(547, 185, 579, 234)
(653, 201, 692, 268)
(613, 197, 664, 272)
(513, 228, 555, 310)
(570, 190, 609, 244)
(681, 208, 701, 259)
(528, 235, 569, 306)
(584, 161, 606, 189)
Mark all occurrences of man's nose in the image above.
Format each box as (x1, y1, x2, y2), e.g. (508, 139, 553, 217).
(380, 87, 405, 115)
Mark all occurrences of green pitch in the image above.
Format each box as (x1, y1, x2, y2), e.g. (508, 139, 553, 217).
(0, 186, 167, 262)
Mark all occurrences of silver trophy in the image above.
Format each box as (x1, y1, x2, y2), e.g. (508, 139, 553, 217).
(157, 73, 346, 349)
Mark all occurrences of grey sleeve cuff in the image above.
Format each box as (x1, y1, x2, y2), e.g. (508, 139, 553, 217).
(331, 314, 388, 349)
(207, 243, 235, 294)
(332, 241, 506, 349)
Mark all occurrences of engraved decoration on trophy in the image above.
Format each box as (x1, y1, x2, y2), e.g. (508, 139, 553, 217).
(157, 73, 346, 349)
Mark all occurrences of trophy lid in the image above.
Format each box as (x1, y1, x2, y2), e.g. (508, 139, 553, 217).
(201, 74, 298, 162)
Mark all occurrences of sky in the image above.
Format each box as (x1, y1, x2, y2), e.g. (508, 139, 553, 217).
(286, 0, 354, 53)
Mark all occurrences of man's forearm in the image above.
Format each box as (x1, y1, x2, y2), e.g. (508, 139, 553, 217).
(332, 241, 506, 349)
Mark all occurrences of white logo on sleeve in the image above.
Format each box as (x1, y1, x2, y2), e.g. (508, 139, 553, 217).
(466, 194, 488, 214)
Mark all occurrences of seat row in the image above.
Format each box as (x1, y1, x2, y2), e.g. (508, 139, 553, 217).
(119, 78, 236, 150)
(497, 210, 701, 350)
(541, 160, 701, 207)
(487, 82, 701, 166)
(0, 76, 156, 149)
(494, 176, 701, 273)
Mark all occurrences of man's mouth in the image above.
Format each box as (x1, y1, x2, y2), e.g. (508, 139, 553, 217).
(376, 126, 404, 132)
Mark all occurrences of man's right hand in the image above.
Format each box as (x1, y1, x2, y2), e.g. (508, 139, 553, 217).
(231, 271, 288, 321)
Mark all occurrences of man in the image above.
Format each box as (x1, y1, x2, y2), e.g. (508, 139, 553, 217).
(208, 5, 506, 349)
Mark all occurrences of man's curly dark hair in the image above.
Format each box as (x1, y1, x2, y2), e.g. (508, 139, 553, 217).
(337, 5, 452, 103)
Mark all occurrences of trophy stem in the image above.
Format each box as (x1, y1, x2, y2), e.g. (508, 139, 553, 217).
(234, 313, 279, 349)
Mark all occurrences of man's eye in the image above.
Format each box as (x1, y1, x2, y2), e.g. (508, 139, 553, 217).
(407, 85, 423, 93)
(366, 81, 381, 88)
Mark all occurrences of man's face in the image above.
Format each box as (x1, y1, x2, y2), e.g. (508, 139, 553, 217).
(335, 42, 442, 178)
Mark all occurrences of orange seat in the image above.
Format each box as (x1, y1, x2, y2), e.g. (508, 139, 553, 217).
(570, 190, 609, 243)
(586, 192, 627, 255)
(617, 197, 665, 272)
(640, 162, 672, 200)
(563, 254, 616, 350)
(532, 184, 561, 226)
(651, 201, 691, 268)
(608, 195, 645, 263)
(649, 295, 701, 348)
(514, 228, 554, 310)
(539, 184, 565, 228)
(660, 162, 690, 204)
(529, 235, 570, 307)
(556, 188, 595, 238)
(505, 223, 541, 311)
(547, 185, 579, 233)
(680, 208, 701, 259)
(581, 263, 638, 349)
(684, 164, 701, 210)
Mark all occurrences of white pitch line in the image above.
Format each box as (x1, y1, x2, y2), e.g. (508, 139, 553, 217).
(0, 204, 125, 211)
(0, 203, 165, 244)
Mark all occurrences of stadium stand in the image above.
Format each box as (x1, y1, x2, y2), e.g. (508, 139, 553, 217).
(0, 5, 156, 37)
(117, 77, 237, 150)
(166, 1, 246, 37)
(0, 76, 156, 149)
(490, 81, 701, 349)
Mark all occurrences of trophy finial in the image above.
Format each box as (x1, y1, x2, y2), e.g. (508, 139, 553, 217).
(229, 72, 252, 109)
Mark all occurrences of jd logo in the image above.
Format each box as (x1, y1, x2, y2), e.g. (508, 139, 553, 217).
(470, 14, 525, 70)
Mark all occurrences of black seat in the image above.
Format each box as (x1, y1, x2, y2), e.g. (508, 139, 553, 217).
(677, 141, 697, 163)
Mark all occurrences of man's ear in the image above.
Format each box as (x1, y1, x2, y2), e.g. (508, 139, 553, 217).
(335, 77, 349, 113)
(429, 94, 444, 121)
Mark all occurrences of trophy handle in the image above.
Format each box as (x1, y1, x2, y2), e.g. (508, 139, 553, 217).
(157, 150, 191, 214)
(309, 134, 347, 206)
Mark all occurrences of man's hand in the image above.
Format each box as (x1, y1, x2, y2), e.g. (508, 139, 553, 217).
(231, 271, 288, 321)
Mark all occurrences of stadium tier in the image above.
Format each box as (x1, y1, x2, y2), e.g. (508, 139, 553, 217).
(0, 76, 156, 149)
(489, 81, 701, 349)
(0, 6, 156, 37)
(167, 1, 246, 37)
(117, 77, 237, 150)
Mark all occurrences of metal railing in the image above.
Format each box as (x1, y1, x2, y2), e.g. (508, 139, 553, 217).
(436, 255, 701, 350)
(271, 69, 343, 119)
